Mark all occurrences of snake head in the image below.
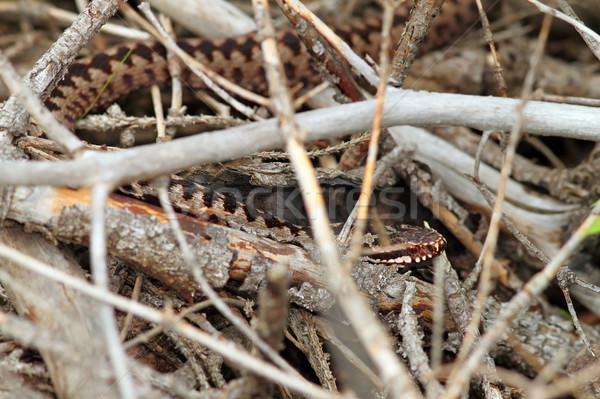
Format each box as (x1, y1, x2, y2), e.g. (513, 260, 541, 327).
(362, 225, 446, 265)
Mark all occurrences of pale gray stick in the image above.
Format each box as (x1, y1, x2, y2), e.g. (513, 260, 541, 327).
(1, 89, 600, 187)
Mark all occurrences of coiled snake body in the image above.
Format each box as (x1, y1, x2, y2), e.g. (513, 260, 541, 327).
(40, 1, 487, 264)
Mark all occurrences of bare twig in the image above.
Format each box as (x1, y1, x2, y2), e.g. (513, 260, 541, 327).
(527, 0, 600, 61)
(134, 2, 268, 117)
(0, 51, 85, 155)
(152, 177, 301, 376)
(443, 15, 554, 398)
(275, 0, 379, 86)
(119, 274, 144, 341)
(150, 85, 167, 140)
(275, 0, 365, 102)
(254, 262, 290, 350)
(399, 281, 443, 397)
(0, 0, 119, 134)
(391, 0, 445, 85)
(443, 200, 600, 398)
(2, 90, 600, 187)
(0, 242, 339, 399)
(474, 0, 506, 96)
(90, 184, 137, 399)
(344, 0, 395, 268)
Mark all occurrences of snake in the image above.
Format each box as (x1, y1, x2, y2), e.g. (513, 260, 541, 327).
(36, 1, 490, 265)
(120, 176, 447, 266)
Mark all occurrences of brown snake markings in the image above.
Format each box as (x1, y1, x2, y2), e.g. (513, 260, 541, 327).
(42, 1, 485, 264)
(45, 0, 483, 129)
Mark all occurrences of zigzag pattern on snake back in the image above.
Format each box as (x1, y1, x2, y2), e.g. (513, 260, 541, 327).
(121, 176, 447, 266)
(45, 0, 483, 130)
(39, 1, 488, 264)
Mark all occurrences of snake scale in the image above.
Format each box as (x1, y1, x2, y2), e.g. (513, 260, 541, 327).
(40, 1, 488, 264)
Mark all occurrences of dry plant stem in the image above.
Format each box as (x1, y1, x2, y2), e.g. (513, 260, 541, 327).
(256, 132, 370, 161)
(473, 174, 598, 350)
(391, 0, 444, 85)
(523, 136, 564, 169)
(0, 0, 118, 134)
(255, 263, 290, 350)
(76, 113, 244, 133)
(527, 0, 600, 61)
(120, 274, 144, 341)
(529, 358, 600, 398)
(287, 310, 338, 391)
(444, 202, 600, 398)
(337, 145, 404, 243)
(448, 15, 552, 387)
(0, 52, 85, 155)
(0, 1, 151, 40)
(134, 3, 267, 117)
(439, 253, 500, 394)
(399, 281, 443, 397)
(3, 89, 600, 186)
(275, 0, 365, 103)
(90, 184, 137, 399)
(293, 81, 331, 108)
(475, 0, 506, 96)
(151, 85, 167, 140)
(443, 17, 560, 398)
(0, 227, 135, 399)
(252, 2, 421, 398)
(344, 0, 395, 268)
(153, 179, 300, 376)
(161, 15, 185, 117)
(123, 298, 247, 350)
(473, 130, 493, 178)
(430, 253, 446, 382)
(0, 244, 337, 399)
(568, 274, 600, 295)
(276, 0, 379, 86)
(472, 180, 548, 262)
(556, 0, 600, 59)
(556, 270, 594, 355)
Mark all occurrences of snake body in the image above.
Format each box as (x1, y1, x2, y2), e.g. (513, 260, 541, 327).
(41, 1, 486, 263)
(46, 0, 482, 129)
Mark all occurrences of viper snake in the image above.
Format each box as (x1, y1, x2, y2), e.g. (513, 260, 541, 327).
(32, 1, 490, 265)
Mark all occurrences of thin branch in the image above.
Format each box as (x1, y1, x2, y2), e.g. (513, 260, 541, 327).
(443, 15, 553, 398)
(390, 0, 445, 85)
(399, 281, 443, 397)
(90, 184, 137, 399)
(2, 89, 600, 187)
(0, 242, 339, 399)
(343, 0, 395, 268)
(0, 0, 119, 134)
(275, 0, 379, 86)
(444, 200, 600, 398)
(0, 52, 84, 155)
(135, 2, 268, 115)
(153, 176, 301, 376)
(527, 0, 600, 61)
